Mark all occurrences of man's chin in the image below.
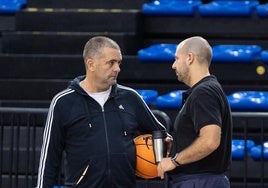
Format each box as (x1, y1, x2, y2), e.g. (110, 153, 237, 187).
(110, 80, 117, 85)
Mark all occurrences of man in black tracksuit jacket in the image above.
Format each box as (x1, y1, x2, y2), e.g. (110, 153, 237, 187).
(36, 36, 167, 188)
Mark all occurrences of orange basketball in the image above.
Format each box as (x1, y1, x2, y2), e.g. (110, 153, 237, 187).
(134, 134, 158, 179)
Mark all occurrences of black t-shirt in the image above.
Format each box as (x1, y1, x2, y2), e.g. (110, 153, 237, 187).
(170, 75, 232, 175)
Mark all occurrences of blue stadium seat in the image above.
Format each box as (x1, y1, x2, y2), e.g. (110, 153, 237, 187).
(137, 44, 177, 63)
(142, 0, 201, 16)
(212, 45, 262, 63)
(227, 91, 268, 111)
(198, 0, 259, 17)
(256, 3, 268, 17)
(138, 44, 262, 63)
(260, 50, 268, 63)
(0, 0, 26, 14)
(250, 142, 268, 160)
(156, 90, 184, 109)
(232, 139, 255, 160)
(136, 89, 158, 105)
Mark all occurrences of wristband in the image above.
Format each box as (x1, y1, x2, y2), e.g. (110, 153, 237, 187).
(171, 153, 181, 167)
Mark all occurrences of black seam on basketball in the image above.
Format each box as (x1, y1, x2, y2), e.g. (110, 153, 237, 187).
(135, 144, 153, 146)
(136, 155, 156, 164)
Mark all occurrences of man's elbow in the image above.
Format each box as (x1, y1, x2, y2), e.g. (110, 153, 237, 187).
(207, 138, 220, 152)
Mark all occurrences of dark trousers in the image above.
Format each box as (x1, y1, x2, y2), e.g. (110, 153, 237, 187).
(171, 173, 230, 188)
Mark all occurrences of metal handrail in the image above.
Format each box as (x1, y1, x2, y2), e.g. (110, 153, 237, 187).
(232, 112, 268, 118)
(0, 107, 48, 114)
(1, 107, 268, 117)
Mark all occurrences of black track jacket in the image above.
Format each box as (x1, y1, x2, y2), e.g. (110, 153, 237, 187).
(37, 76, 166, 188)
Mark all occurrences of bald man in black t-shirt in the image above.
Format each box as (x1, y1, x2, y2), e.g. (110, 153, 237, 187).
(157, 36, 232, 188)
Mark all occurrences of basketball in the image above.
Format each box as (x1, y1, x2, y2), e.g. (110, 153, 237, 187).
(134, 134, 158, 179)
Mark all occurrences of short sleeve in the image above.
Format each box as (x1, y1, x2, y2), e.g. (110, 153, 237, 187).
(190, 91, 222, 132)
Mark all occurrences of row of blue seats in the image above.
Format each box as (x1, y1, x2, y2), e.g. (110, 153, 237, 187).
(2, 0, 268, 16)
(3, 0, 268, 16)
(232, 139, 268, 161)
(138, 44, 268, 63)
(137, 90, 268, 112)
(142, 0, 268, 17)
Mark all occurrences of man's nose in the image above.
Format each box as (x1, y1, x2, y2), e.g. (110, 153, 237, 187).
(171, 62, 176, 69)
(114, 63, 121, 72)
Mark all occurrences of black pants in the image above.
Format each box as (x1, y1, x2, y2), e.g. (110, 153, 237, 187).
(171, 173, 230, 188)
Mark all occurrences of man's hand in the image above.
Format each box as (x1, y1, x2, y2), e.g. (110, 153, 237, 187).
(157, 157, 176, 179)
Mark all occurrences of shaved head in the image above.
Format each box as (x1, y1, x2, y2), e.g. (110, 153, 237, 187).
(172, 36, 213, 87)
(177, 36, 212, 66)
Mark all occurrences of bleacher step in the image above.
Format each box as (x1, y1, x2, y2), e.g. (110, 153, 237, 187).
(0, 54, 141, 79)
(0, 15, 15, 31)
(15, 8, 142, 32)
(142, 16, 268, 41)
(1, 31, 140, 55)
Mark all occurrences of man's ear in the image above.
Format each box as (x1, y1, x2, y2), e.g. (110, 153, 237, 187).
(86, 59, 95, 71)
(187, 52, 194, 65)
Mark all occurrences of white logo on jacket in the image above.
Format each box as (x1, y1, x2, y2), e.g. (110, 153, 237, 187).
(118, 105, 124, 110)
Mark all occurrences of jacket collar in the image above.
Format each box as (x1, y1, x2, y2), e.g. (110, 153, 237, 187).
(68, 75, 118, 97)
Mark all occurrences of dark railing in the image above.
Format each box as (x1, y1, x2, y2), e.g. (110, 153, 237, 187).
(230, 112, 268, 188)
(0, 107, 47, 188)
(1, 107, 268, 188)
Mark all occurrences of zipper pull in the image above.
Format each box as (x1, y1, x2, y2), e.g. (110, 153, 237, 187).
(76, 165, 89, 185)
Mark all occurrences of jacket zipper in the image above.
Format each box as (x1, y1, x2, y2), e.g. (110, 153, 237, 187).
(102, 106, 112, 180)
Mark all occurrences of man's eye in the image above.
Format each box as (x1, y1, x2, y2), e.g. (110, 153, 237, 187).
(108, 61, 121, 66)
(108, 61, 114, 66)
